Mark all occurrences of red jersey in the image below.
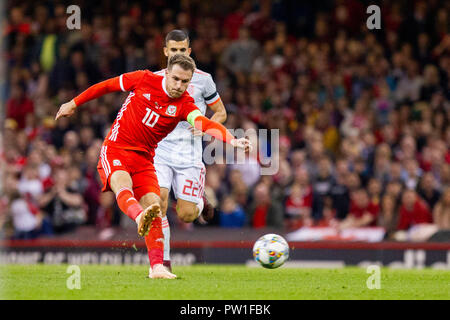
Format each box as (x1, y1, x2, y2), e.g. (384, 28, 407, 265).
(284, 186, 312, 217)
(397, 199, 432, 230)
(104, 70, 199, 156)
(73, 70, 235, 156)
(348, 200, 380, 226)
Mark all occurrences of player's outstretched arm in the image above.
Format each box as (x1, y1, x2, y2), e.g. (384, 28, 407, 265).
(55, 76, 122, 120)
(190, 99, 227, 136)
(208, 99, 227, 124)
(55, 99, 77, 120)
(187, 110, 252, 152)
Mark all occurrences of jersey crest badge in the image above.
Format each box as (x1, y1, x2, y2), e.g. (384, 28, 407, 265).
(166, 105, 177, 116)
(113, 159, 122, 166)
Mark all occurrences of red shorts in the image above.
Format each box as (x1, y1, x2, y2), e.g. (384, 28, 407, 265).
(97, 145, 160, 201)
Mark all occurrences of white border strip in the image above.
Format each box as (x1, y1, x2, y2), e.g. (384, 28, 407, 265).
(119, 74, 125, 92)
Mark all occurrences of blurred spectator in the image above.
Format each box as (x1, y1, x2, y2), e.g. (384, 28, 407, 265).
(228, 169, 249, 209)
(95, 192, 116, 240)
(17, 165, 43, 200)
(378, 194, 399, 239)
(244, 1, 276, 42)
(367, 177, 382, 207)
(38, 168, 86, 234)
(394, 189, 435, 241)
(4, 172, 51, 239)
(6, 83, 34, 129)
(26, 148, 51, 180)
(417, 172, 441, 210)
(247, 182, 283, 228)
(433, 187, 450, 230)
(203, 166, 222, 210)
(329, 159, 350, 220)
(223, 1, 251, 40)
(339, 189, 380, 229)
(389, 161, 403, 183)
(9, 190, 41, 239)
(311, 156, 335, 220)
(230, 151, 261, 189)
(401, 158, 422, 190)
(221, 27, 260, 75)
(385, 180, 404, 203)
(284, 182, 312, 230)
(419, 64, 441, 101)
(219, 195, 246, 228)
(82, 143, 103, 225)
(345, 172, 362, 192)
(396, 189, 433, 230)
(395, 59, 423, 103)
(316, 196, 339, 227)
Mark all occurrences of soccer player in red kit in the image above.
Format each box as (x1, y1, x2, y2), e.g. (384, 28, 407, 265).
(55, 54, 251, 279)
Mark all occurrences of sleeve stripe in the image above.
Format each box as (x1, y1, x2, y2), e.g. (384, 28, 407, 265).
(186, 109, 202, 127)
(204, 91, 218, 102)
(119, 74, 125, 92)
(206, 96, 221, 106)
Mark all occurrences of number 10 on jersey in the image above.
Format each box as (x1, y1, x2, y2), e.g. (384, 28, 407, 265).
(142, 108, 160, 127)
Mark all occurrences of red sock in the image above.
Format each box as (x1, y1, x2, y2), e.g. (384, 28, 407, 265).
(115, 187, 142, 220)
(145, 216, 164, 268)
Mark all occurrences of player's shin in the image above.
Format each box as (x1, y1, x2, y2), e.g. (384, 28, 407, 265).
(144, 218, 164, 268)
(115, 187, 143, 220)
(162, 216, 171, 266)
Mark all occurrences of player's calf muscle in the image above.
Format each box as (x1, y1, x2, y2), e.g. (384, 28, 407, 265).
(159, 188, 169, 217)
(139, 192, 162, 209)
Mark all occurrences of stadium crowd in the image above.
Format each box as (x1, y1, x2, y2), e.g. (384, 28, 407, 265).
(1, 0, 449, 241)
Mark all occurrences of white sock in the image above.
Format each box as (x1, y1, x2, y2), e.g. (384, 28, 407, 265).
(162, 216, 170, 261)
(196, 200, 204, 217)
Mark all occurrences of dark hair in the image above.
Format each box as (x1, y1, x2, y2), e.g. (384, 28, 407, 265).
(353, 188, 368, 195)
(167, 54, 196, 74)
(165, 29, 190, 46)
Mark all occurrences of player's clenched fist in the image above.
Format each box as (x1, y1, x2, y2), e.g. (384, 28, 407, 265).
(231, 137, 253, 152)
(55, 99, 77, 120)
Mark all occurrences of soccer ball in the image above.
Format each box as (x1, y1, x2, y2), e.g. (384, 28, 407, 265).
(253, 234, 289, 269)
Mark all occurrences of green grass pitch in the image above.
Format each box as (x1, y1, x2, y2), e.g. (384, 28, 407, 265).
(1, 264, 449, 300)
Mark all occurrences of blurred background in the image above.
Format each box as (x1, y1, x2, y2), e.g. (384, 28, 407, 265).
(0, 0, 449, 253)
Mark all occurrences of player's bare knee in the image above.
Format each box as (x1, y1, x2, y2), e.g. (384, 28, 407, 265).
(176, 206, 197, 223)
(110, 170, 132, 193)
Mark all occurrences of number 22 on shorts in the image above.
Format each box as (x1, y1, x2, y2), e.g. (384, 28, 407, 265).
(182, 179, 199, 197)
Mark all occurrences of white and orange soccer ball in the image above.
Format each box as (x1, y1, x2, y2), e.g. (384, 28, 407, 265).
(253, 234, 289, 269)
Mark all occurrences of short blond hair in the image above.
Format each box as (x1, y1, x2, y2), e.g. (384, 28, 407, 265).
(168, 54, 196, 74)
